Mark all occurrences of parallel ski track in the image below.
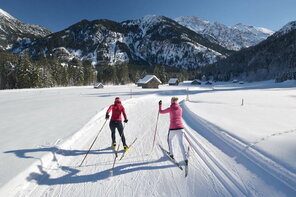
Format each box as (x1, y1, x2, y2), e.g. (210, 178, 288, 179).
(6, 96, 240, 196)
(184, 124, 249, 197)
(182, 101, 296, 193)
(181, 102, 296, 196)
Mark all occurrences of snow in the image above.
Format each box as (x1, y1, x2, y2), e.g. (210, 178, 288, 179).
(274, 21, 296, 37)
(125, 15, 163, 37)
(175, 16, 274, 51)
(138, 75, 162, 84)
(254, 27, 275, 35)
(61, 62, 68, 67)
(0, 8, 15, 20)
(0, 81, 295, 196)
(168, 78, 178, 84)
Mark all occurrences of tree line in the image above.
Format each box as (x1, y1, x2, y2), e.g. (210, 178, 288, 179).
(0, 51, 189, 90)
(88, 63, 189, 85)
(0, 51, 96, 89)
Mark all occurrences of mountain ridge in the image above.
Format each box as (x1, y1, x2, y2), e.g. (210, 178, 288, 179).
(11, 15, 232, 68)
(201, 20, 296, 82)
(0, 8, 52, 50)
(175, 16, 274, 51)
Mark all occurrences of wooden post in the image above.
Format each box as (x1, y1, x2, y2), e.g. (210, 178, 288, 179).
(241, 98, 244, 106)
(186, 88, 189, 101)
(130, 89, 132, 98)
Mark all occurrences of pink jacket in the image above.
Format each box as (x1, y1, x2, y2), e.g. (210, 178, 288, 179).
(159, 103, 184, 130)
(106, 103, 127, 121)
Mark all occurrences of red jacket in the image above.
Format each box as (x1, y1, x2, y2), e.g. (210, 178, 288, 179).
(159, 103, 184, 129)
(106, 103, 127, 121)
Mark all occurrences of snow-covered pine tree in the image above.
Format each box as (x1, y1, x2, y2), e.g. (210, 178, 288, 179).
(16, 53, 33, 88)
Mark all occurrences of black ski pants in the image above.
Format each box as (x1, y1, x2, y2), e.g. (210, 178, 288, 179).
(109, 120, 127, 146)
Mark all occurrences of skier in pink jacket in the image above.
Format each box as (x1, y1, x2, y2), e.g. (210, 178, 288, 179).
(106, 97, 129, 151)
(159, 97, 188, 165)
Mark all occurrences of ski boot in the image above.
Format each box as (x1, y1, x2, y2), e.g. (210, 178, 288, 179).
(112, 142, 116, 149)
(123, 145, 129, 152)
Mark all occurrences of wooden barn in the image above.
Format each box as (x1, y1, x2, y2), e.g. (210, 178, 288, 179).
(94, 82, 104, 89)
(191, 79, 201, 85)
(136, 79, 144, 87)
(139, 75, 162, 89)
(205, 81, 213, 85)
(168, 78, 179, 86)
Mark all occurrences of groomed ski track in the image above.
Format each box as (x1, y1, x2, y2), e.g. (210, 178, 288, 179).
(1, 95, 295, 197)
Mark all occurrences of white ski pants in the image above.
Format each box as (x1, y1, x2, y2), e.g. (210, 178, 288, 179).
(167, 129, 188, 161)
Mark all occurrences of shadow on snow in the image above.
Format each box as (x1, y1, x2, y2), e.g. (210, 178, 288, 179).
(26, 155, 177, 185)
(182, 106, 296, 195)
(4, 147, 113, 160)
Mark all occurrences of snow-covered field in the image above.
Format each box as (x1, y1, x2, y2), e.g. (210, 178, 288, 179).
(0, 81, 295, 196)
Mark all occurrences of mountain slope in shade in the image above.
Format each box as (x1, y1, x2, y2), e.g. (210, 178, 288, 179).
(0, 8, 52, 50)
(273, 21, 296, 38)
(12, 15, 231, 68)
(202, 20, 296, 82)
(175, 16, 274, 51)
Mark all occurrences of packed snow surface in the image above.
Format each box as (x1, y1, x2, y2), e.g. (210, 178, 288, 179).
(0, 81, 295, 196)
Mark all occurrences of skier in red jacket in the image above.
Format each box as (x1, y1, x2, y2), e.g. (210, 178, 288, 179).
(159, 97, 188, 165)
(106, 97, 129, 151)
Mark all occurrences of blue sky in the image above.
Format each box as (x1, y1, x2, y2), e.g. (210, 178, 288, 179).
(1, 0, 295, 32)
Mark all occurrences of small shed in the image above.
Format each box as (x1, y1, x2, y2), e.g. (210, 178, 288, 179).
(168, 78, 179, 86)
(205, 81, 213, 85)
(191, 79, 201, 85)
(94, 82, 104, 89)
(139, 75, 162, 89)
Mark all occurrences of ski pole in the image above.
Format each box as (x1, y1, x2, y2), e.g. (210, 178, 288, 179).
(150, 111, 160, 152)
(183, 132, 193, 147)
(184, 132, 198, 158)
(79, 119, 108, 167)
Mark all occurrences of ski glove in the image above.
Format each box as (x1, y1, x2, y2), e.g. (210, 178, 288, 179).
(105, 114, 110, 119)
(124, 119, 128, 123)
(159, 100, 162, 105)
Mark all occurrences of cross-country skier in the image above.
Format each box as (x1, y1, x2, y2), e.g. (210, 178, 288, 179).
(159, 97, 188, 165)
(106, 97, 129, 151)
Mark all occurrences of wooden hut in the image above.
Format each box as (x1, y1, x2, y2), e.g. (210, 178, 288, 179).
(191, 79, 201, 85)
(94, 82, 104, 89)
(168, 78, 179, 86)
(205, 81, 213, 85)
(136, 79, 144, 87)
(139, 75, 162, 89)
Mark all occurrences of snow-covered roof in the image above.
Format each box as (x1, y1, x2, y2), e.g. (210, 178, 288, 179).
(94, 82, 104, 88)
(137, 75, 162, 84)
(168, 78, 179, 83)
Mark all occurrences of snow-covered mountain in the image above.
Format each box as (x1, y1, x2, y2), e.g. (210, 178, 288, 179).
(175, 16, 274, 51)
(203, 20, 296, 82)
(12, 15, 231, 68)
(0, 8, 51, 50)
(120, 15, 230, 67)
(273, 20, 296, 38)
